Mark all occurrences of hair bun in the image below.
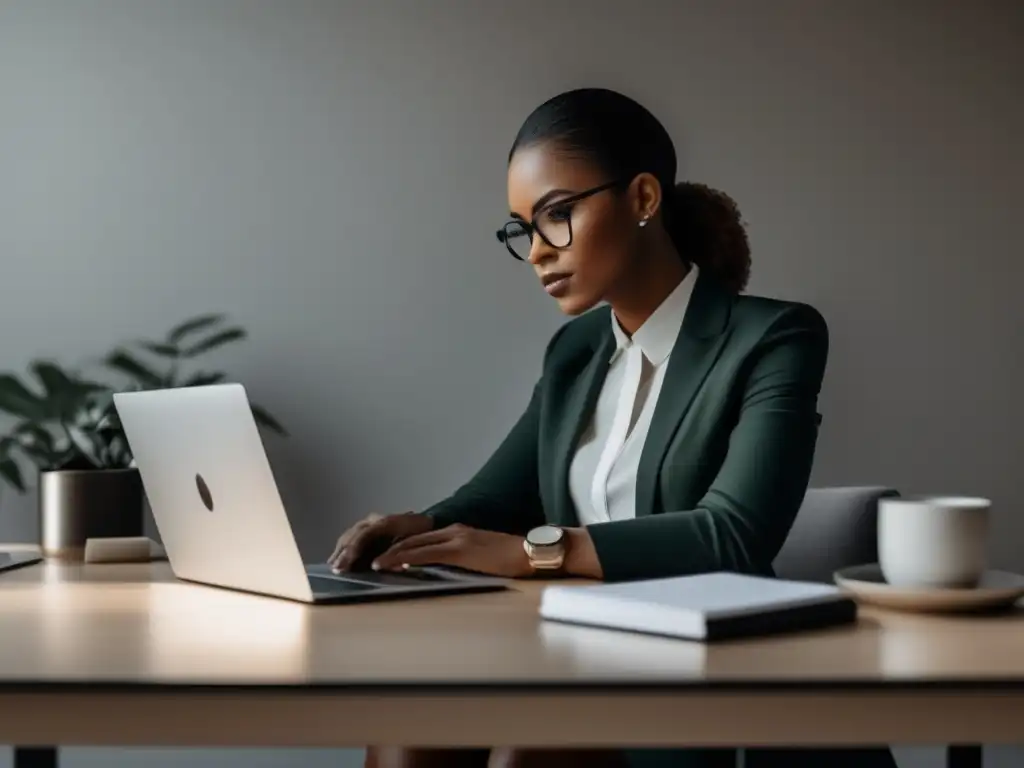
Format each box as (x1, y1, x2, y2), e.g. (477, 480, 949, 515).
(663, 181, 751, 293)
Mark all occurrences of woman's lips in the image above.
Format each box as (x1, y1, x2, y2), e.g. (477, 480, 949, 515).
(541, 273, 572, 298)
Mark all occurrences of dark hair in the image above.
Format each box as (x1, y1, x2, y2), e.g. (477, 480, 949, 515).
(509, 88, 750, 293)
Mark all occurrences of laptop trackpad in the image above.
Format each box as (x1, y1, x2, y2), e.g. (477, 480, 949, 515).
(307, 575, 382, 593)
(306, 564, 455, 589)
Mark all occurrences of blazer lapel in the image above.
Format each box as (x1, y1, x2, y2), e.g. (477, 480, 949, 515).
(634, 270, 732, 518)
(549, 328, 616, 527)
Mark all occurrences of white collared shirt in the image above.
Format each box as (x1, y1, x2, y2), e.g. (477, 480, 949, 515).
(568, 265, 698, 526)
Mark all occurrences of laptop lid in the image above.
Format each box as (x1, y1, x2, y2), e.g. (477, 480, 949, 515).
(114, 384, 315, 603)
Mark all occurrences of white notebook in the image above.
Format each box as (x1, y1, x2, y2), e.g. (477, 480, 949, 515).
(539, 572, 857, 641)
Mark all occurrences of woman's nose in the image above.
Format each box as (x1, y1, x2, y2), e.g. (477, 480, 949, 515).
(527, 236, 558, 266)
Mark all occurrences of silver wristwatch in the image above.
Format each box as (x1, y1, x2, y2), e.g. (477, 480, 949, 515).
(523, 525, 566, 571)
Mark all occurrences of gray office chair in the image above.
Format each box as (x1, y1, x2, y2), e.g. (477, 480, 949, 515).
(762, 486, 978, 768)
(733, 487, 903, 768)
(772, 485, 899, 583)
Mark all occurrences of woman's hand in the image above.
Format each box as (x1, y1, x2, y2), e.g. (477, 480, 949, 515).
(371, 523, 533, 579)
(328, 511, 434, 573)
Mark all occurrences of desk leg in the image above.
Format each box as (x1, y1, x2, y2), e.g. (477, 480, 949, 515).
(947, 745, 982, 768)
(12, 747, 57, 768)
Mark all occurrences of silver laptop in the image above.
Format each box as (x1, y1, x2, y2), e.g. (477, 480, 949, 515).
(113, 383, 506, 604)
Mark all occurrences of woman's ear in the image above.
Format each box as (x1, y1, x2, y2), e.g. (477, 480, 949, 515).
(630, 172, 664, 224)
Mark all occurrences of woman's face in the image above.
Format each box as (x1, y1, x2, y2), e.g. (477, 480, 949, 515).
(506, 142, 643, 316)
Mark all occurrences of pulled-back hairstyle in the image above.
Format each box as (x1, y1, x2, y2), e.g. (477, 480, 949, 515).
(509, 88, 750, 293)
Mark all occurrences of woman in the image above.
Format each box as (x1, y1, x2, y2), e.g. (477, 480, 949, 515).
(330, 88, 896, 768)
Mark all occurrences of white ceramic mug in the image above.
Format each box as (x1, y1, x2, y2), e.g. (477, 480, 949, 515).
(878, 496, 991, 589)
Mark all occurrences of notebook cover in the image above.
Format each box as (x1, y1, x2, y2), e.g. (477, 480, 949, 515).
(540, 572, 859, 641)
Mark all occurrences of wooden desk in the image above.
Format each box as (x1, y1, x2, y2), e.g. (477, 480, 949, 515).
(1, 546, 1019, 767)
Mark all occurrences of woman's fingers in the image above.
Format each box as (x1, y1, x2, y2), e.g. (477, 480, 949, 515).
(328, 521, 366, 566)
(328, 530, 355, 565)
(330, 515, 384, 571)
(373, 526, 463, 570)
(376, 527, 454, 556)
(328, 512, 434, 572)
(376, 540, 461, 571)
(333, 525, 382, 571)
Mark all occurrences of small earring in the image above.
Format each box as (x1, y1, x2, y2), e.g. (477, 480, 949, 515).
(639, 216, 650, 228)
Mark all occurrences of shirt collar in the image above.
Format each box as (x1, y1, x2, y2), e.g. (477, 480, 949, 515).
(610, 263, 699, 366)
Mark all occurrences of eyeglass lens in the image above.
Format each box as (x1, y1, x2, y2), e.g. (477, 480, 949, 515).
(501, 208, 572, 260)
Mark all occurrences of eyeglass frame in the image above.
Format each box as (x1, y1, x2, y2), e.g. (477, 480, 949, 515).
(495, 179, 627, 261)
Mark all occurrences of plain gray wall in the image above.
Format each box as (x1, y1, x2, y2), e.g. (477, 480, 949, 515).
(1, 1, 1022, 766)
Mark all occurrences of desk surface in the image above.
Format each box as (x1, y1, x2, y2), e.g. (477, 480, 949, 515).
(2, 544, 1024, 748)
(1, 545, 1023, 688)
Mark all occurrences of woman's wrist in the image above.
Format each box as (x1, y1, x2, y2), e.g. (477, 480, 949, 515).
(562, 526, 604, 580)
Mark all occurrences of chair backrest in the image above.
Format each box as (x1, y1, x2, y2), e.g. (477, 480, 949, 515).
(772, 486, 899, 583)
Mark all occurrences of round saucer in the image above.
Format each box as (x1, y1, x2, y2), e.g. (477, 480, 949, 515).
(833, 563, 1024, 613)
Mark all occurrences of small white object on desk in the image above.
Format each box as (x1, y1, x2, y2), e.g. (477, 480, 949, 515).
(0, 550, 42, 574)
(878, 495, 991, 589)
(84, 536, 165, 564)
(539, 571, 857, 642)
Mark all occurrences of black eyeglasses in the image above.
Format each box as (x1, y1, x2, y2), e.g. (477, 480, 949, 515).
(496, 180, 624, 261)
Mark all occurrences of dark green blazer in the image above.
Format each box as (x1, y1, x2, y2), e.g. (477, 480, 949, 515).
(425, 268, 828, 583)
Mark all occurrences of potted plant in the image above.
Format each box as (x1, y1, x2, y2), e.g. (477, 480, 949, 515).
(0, 313, 286, 560)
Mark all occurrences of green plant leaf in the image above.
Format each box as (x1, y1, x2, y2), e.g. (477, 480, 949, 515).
(106, 434, 132, 468)
(139, 341, 180, 358)
(62, 423, 104, 468)
(251, 404, 287, 436)
(0, 374, 45, 419)
(31, 360, 77, 395)
(94, 403, 122, 433)
(183, 371, 226, 387)
(183, 327, 247, 357)
(12, 422, 57, 462)
(50, 431, 71, 456)
(167, 314, 224, 344)
(30, 361, 106, 419)
(105, 350, 164, 388)
(0, 437, 26, 491)
(0, 458, 25, 492)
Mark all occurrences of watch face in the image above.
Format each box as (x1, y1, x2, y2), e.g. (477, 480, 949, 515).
(529, 525, 563, 547)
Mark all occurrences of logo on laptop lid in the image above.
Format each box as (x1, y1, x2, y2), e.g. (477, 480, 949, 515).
(195, 474, 214, 511)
